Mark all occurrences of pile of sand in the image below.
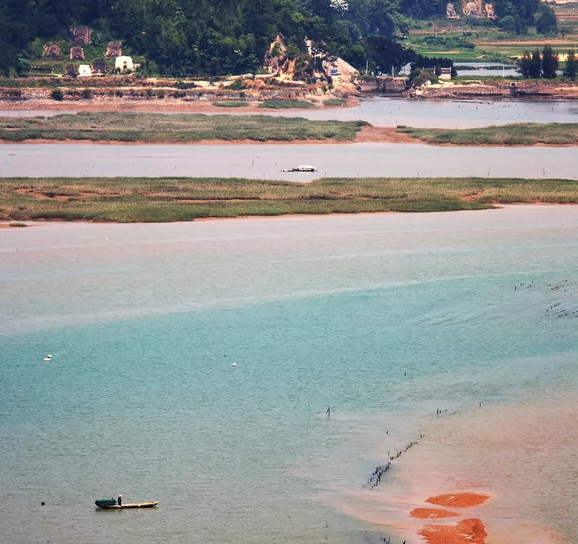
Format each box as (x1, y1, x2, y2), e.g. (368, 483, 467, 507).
(410, 493, 490, 544)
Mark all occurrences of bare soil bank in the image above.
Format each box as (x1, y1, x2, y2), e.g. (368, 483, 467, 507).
(2, 79, 578, 108)
(408, 80, 578, 100)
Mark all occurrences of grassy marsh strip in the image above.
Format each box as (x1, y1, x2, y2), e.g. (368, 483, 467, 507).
(0, 112, 367, 142)
(257, 100, 318, 109)
(397, 123, 578, 146)
(211, 101, 251, 108)
(1, 177, 577, 223)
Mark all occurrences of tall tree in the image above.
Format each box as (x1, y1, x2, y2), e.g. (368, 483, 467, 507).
(530, 48, 542, 78)
(564, 49, 577, 80)
(492, 0, 544, 34)
(541, 44, 558, 79)
(0, 0, 37, 76)
(366, 35, 414, 75)
(519, 49, 541, 78)
(518, 52, 532, 78)
(535, 4, 557, 35)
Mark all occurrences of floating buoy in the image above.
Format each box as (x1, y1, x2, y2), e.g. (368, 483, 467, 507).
(43, 355, 52, 362)
(232, 362, 237, 367)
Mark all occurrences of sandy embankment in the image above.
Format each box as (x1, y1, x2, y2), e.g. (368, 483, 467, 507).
(409, 492, 490, 544)
(0, 96, 359, 114)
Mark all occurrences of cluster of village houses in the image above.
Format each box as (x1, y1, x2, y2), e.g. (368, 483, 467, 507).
(42, 26, 138, 77)
(41, 24, 453, 84)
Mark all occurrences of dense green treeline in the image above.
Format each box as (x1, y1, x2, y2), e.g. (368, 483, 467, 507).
(0, 0, 555, 77)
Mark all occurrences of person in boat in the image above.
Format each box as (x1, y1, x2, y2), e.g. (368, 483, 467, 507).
(118, 495, 122, 507)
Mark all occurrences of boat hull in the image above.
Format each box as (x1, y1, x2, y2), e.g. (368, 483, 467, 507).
(95, 501, 159, 509)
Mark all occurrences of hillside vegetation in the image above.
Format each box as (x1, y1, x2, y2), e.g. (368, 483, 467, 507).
(0, 0, 555, 77)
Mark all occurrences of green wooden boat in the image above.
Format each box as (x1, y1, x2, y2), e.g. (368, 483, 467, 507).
(95, 499, 159, 509)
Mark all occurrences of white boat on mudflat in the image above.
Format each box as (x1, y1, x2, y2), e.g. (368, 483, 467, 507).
(281, 165, 317, 172)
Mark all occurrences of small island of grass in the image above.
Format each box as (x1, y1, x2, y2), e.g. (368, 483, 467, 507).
(257, 100, 317, 109)
(397, 123, 578, 146)
(323, 98, 347, 107)
(1, 176, 577, 223)
(0, 112, 366, 143)
(211, 101, 251, 108)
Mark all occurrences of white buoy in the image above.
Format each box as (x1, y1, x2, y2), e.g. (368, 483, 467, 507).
(43, 354, 52, 362)
(232, 362, 237, 367)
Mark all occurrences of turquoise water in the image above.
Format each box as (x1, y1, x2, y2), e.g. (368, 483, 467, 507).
(1, 207, 578, 544)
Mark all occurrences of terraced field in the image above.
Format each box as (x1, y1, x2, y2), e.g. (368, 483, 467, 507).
(408, 3, 578, 61)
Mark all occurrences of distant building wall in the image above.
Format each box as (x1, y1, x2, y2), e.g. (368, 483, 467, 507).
(78, 65, 92, 77)
(115, 56, 134, 72)
(357, 76, 409, 94)
(439, 68, 452, 80)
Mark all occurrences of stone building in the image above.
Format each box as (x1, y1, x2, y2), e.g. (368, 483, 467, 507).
(115, 56, 135, 72)
(70, 46, 85, 60)
(78, 65, 93, 77)
(92, 59, 107, 75)
(43, 43, 61, 58)
(105, 41, 123, 57)
(70, 26, 92, 45)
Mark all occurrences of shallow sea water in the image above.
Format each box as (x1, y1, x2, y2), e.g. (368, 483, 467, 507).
(1, 206, 577, 544)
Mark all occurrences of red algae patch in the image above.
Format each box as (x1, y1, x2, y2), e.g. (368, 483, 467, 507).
(419, 518, 487, 544)
(426, 493, 490, 508)
(410, 507, 459, 519)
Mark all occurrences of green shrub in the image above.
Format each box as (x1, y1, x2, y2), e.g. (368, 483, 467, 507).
(226, 79, 246, 90)
(418, 35, 475, 50)
(323, 98, 346, 107)
(212, 101, 250, 107)
(258, 100, 316, 109)
(81, 88, 93, 99)
(6, 89, 22, 99)
(176, 80, 196, 89)
(51, 89, 64, 101)
(409, 69, 438, 87)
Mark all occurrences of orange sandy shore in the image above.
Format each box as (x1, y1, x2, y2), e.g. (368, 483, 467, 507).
(419, 518, 488, 544)
(410, 507, 459, 519)
(426, 492, 490, 508)
(410, 493, 490, 544)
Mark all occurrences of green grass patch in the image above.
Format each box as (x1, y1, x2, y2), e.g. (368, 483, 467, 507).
(1, 177, 576, 223)
(397, 123, 578, 145)
(0, 112, 367, 143)
(212, 101, 250, 108)
(258, 100, 317, 109)
(323, 98, 347, 107)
